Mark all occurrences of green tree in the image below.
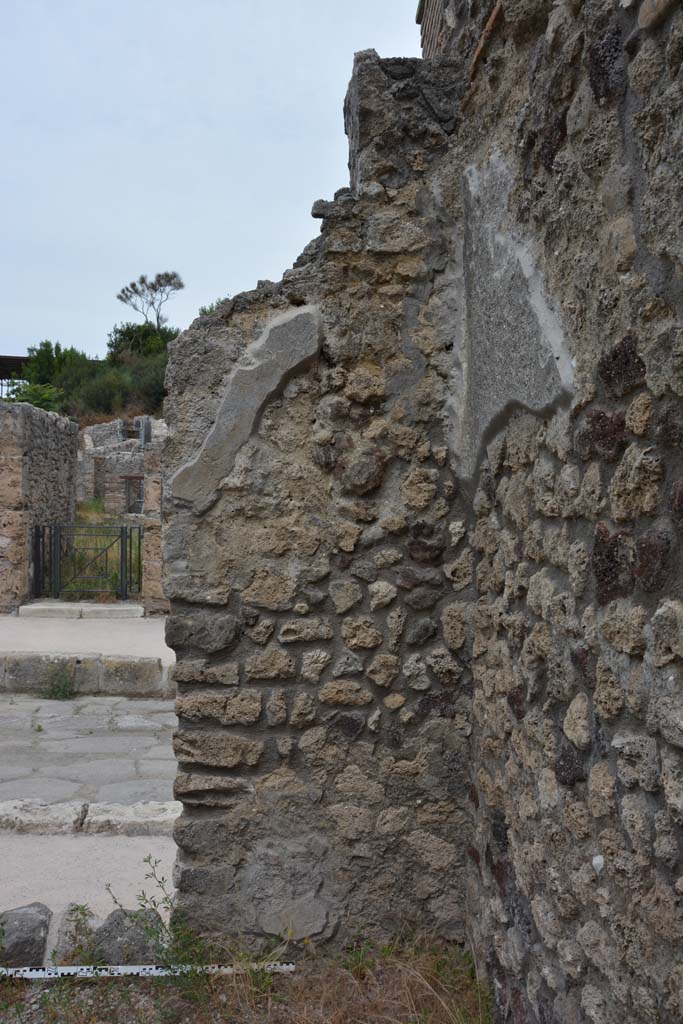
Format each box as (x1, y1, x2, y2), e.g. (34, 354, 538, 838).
(8, 381, 64, 412)
(116, 271, 184, 331)
(107, 322, 178, 364)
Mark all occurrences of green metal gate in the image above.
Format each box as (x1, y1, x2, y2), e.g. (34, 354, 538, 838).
(33, 524, 142, 600)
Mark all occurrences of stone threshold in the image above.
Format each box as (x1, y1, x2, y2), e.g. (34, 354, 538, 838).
(0, 799, 180, 836)
(18, 601, 145, 619)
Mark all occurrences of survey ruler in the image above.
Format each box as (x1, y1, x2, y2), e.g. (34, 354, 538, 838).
(0, 962, 296, 980)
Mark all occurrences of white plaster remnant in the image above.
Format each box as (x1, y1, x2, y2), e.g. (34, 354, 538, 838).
(170, 306, 321, 513)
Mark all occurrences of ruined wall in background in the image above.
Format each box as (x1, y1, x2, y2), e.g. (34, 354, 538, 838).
(0, 402, 78, 611)
(140, 445, 167, 614)
(164, 1, 683, 1019)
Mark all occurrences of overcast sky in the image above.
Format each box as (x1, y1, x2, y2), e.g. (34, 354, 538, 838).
(1, 1, 421, 358)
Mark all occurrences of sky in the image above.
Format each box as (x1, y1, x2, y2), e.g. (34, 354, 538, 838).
(0, 1, 421, 358)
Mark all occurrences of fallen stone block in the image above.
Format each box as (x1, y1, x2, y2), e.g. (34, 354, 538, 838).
(0, 902, 52, 967)
(93, 909, 163, 966)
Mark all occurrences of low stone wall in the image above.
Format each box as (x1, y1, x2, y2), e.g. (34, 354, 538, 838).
(0, 403, 78, 612)
(0, 652, 172, 698)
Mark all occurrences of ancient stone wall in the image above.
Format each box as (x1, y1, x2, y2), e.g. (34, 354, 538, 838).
(418, 1, 683, 1021)
(163, 2, 683, 1020)
(164, 53, 472, 947)
(0, 402, 78, 611)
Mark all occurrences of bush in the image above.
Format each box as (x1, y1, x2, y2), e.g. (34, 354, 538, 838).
(107, 322, 178, 364)
(7, 381, 65, 412)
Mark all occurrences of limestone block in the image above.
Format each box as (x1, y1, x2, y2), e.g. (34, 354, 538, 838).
(341, 616, 383, 649)
(318, 680, 373, 706)
(563, 693, 592, 750)
(244, 648, 295, 680)
(173, 731, 264, 768)
(176, 690, 262, 726)
(166, 611, 239, 654)
(243, 568, 297, 611)
(278, 618, 333, 643)
(300, 649, 331, 683)
(367, 654, 400, 688)
(328, 579, 363, 614)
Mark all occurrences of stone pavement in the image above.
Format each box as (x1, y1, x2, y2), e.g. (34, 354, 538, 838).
(0, 695, 177, 805)
(0, 613, 174, 664)
(0, 833, 177, 962)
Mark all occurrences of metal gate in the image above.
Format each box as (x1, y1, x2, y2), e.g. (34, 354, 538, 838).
(33, 525, 142, 600)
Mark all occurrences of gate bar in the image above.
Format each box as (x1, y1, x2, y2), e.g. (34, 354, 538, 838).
(120, 526, 128, 600)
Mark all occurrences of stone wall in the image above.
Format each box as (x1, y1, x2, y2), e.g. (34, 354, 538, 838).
(140, 446, 167, 613)
(78, 417, 167, 514)
(0, 402, 78, 611)
(163, 2, 683, 1020)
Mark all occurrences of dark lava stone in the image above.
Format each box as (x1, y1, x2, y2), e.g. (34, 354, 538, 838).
(329, 714, 365, 742)
(404, 585, 442, 610)
(634, 522, 676, 593)
(574, 409, 626, 461)
(591, 522, 634, 606)
(312, 443, 337, 471)
(507, 686, 526, 721)
(416, 692, 458, 718)
(555, 739, 586, 787)
(341, 447, 386, 495)
(597, 335, 646, 399)
(656, 403, 683, 449)
(405, 617, 438, 645)
(351, 561, 378, 583)
(395, 565, 443, 590)
(589, 25, 627, 104)
(671, 481, 683, 525)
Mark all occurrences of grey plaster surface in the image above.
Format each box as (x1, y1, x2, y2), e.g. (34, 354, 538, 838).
(447, 151, 573, 477)
(170, 305, 321, 513)
(0, 695, 176, 805)
(0, 614, 174, 664)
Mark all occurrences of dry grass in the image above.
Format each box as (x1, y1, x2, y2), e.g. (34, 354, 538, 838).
(1, 939, 492, 1024)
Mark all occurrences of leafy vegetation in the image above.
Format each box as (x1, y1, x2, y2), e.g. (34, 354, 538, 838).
(45, 668, 76, 700)
(7, 333, 174, 420)
(198, 296, 230, 316)
(6, 270, 184, 421)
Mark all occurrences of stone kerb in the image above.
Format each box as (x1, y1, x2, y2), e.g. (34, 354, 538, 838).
(0, 652, 172, 698)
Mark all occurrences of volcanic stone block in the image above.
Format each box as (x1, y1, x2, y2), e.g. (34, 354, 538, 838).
(0, 903, 52, 967)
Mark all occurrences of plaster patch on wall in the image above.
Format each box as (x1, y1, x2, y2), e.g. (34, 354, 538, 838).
(170, 306, 321, 514)
(447, 151, 573, 477)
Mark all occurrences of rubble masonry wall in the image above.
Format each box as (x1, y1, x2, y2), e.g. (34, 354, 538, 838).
(163, 2, 683, 1021)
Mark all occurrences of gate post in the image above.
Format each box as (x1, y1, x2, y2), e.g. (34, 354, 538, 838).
(120, 526, 128, 601)
(32, 527, 42, 598)
(52, 525, 61, 599)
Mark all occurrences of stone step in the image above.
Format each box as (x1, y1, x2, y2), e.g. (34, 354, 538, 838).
(18, 601, 145, 619)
